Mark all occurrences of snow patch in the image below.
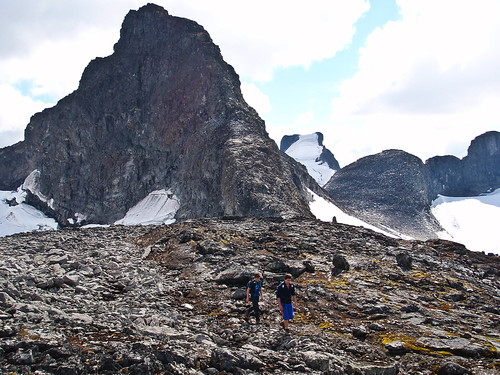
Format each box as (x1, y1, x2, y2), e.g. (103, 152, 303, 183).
(68, 213, 87, 225)
(22, 170, 54, 209)
(115, 189, 180, 226)
(0, 189, 58, 237)
(431, 188, 500, 255)
(307, 189, 401, 238)
(284, 134, 336, 186)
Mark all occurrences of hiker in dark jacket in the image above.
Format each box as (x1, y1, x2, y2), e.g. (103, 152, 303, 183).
(246, 272, 263, 324)
(276, 273, 296, 333)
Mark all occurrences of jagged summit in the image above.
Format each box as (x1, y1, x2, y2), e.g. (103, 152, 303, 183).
(0, 4, 320, 226)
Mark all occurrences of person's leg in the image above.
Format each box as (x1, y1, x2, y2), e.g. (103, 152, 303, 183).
(245, 302, 252, 320)
(253, 297, 260, 322)
(282, 303, 293, 330)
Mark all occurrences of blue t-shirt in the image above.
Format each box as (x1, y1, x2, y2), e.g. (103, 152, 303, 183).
(276, 281, 295, 304)
(247, 279, 262, 297)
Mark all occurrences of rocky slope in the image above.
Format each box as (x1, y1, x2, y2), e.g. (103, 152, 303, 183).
(324, 131, 500, 240)
(0, 4, 318, 226)
(1, 218, 499, 374)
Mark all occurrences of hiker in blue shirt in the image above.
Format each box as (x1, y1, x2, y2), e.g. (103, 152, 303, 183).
(276, 273, 296, 333)
(245, 272, 263, 324)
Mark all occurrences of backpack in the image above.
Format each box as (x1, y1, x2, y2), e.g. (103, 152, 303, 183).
(248, 280, 262, 297)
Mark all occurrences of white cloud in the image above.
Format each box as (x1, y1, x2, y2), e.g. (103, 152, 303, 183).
(296, 111, 314, 125)
(329, 0, 500, 165)
(164, 0, 370, 81)
(241, 82, 272, 116)
(0, 84, 50, 147)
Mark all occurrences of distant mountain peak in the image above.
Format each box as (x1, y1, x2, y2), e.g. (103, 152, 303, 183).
(280, 132, 340, 186)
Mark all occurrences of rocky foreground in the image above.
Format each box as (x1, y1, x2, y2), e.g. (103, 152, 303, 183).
(0, 217, 499, 374)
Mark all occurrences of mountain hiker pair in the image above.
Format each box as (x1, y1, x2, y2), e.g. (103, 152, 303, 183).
(246, 272, 297, 333)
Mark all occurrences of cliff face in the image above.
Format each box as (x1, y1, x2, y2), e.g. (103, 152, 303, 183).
(427, 131, 500, 196)
(0, 4, 315, 225)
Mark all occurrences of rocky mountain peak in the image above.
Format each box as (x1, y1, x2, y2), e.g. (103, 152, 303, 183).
(325, 149, 440, 239)
(324, 131, 500, 240)
(0, 4, 319, 226)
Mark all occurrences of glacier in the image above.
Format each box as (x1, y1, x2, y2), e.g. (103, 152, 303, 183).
(431, 188, 500, 255)
(114, 189, 180, 226)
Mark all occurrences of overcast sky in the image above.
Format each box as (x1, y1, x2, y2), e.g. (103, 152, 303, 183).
(1, 0, 499, 166)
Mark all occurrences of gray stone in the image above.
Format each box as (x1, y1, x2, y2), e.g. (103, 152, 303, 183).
(385, 341, 407, 355)
(0, 292, 16, 308)
(437, 362, 472, 375)
(301, 351, 337, 372)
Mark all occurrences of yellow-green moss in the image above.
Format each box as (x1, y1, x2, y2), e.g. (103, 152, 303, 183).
(380, 334, 456, 357)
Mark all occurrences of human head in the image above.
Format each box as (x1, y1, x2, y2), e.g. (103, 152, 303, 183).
(284, 273, 292, 285)
(254, 272, 261, 280)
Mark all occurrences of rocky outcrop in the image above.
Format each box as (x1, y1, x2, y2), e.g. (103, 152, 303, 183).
(0, 218, 498, 374)
(427, 131, 500, 196)
(0, 4, 316, 226)
(324, 149, 440, 239)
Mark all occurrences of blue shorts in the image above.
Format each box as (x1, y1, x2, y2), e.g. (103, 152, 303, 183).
(281, 303, 294, 321)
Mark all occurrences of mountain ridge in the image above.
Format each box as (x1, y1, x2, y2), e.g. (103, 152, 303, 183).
(323, 130, 500, 240)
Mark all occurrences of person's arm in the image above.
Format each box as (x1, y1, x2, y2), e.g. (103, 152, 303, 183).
(276, 285, 283, 311)
(246, 287, 250, 303)
(292, 295, 297, 308)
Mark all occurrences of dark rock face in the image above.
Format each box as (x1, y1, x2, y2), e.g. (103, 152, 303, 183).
(0, 4, 316, 225)
(426, 155, 464, 197)
(315, 132, 341, 170)
(324, 149, 440, 239)
(280, 134, 300, 152)
(0, 218, 498, 373)
(427, 131, 500, 196)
